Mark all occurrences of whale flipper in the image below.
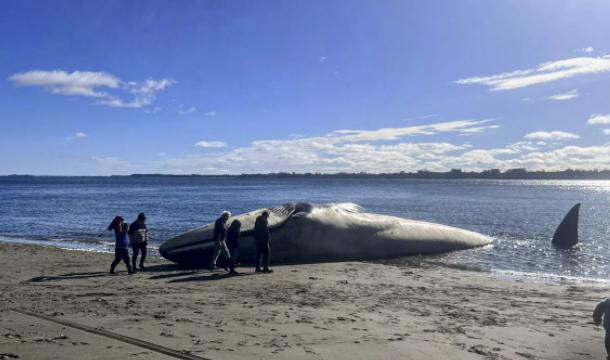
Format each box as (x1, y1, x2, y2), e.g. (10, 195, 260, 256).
(552, 203, 580, 249)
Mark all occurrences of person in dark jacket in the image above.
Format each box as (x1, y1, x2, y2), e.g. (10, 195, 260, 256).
(209, 211, 231, 271)
(593, 298, 610, 359)
(108, 216, 133, 274)
(254, 210, 272, 273)
(129, 213, 149, 271)
(226, 219, 241, 275)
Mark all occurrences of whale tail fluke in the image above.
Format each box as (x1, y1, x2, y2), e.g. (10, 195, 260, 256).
(552, 203, 580, 249)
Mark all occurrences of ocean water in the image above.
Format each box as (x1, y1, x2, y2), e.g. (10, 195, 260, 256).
(1, 176, 609, 283)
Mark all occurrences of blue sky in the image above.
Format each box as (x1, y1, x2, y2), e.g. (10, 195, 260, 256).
(2, 0, 610, 175)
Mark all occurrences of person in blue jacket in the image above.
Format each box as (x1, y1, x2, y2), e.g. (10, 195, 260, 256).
(108, 215, 133, 274)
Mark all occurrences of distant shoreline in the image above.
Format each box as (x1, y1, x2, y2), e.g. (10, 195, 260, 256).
(4, 168, 610, 180)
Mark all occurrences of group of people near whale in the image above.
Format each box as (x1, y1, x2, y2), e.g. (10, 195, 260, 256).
(107, 210, 274, 275)
(208, 210, 274, 274)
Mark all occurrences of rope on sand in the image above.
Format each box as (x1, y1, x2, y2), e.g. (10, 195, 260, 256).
(11, 309, 212, 360)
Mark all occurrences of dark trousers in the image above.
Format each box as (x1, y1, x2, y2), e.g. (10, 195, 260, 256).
(605, 330, 610, 359)
(228, 247, 239, 273)
(111, 248, 132, 273)
(255, 241, 270, 271)
(131, 242, 147, 269)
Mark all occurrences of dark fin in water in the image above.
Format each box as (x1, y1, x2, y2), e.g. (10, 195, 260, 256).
(552, 203, 580, 249)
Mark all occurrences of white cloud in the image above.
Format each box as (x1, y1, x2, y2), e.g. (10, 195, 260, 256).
(588, 114, 610, 125)
(326, 119, 497, 143)
(523, 131, 580, 141)
(9, 70, 119, 97)
(161, 120, 497, 173)
(455, 55, 610, 90)
(546, 89, 578, 101)
(9, 70, 173, 109)
(194, 141, 227, 148)
(144, 106, 163, 114)
(177, 104, 197, 115)
(577, 46, 594, 53)
(204, 111, 217, 117)
(66, 132, 88, 140)
(84, 120, 610, 174)
(319, 56, 327, 62)
(603, 129, 610, 135)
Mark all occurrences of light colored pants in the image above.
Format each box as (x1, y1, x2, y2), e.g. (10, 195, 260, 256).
(210, 240, 230, 268)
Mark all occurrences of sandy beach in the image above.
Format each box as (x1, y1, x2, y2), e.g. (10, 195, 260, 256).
(0, 242, 607, 360)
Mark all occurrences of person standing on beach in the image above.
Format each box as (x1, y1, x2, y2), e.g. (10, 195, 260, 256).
(226, 219, 241, 275)
(108, 216, 133, 274)
(254, 210, 273, 273)
(209, 211, 231, 271)
(129, 213, 149, 271)
(593, 297, 610, 359)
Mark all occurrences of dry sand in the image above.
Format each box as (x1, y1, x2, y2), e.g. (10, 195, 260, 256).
(0, 242, 608, 360)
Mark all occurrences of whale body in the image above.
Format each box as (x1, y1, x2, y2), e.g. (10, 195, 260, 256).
(159, 202, 492, 266)
(552, 203, 580, 249)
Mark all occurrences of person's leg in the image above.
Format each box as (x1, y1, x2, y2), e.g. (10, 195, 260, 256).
(120, 249, 133, 273)
(110, 248, 121, 273)
(139, 243, 147, 269)
(229, 248, 238, 274)
(132, 245, 140, 271)
(263, 244, 271, 272)
(255, 243, 262, 272)
(605, 330, 610, 360)
(210, 242, 221, 268)
(221, 242, 230, 271)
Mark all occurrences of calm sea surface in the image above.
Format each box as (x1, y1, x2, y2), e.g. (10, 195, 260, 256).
(1, 176, 609, 283)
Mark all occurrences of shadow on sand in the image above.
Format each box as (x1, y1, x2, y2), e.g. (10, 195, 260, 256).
(29, 271, 111, 282)
(26, 263, 256, 283)
(167, 272, 258, 283)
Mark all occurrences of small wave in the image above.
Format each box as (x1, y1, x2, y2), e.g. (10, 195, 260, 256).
(0, 235, 160, 256)
(490, 268, 610, 286)
(0, 235, 114, 253)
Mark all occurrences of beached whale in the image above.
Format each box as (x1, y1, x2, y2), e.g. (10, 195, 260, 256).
(159, 202, 491, 266)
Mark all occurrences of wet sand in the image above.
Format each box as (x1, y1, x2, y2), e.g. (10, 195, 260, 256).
(0, 242, 607, 360)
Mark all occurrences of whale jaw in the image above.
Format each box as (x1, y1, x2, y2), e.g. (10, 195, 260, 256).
(552, 203, 580, 249)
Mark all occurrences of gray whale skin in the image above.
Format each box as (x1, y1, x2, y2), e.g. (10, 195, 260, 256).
(159, 202, 492, 266)
(551, 203, 580, 249)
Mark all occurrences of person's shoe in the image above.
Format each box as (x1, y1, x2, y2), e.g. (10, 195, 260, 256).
(263, 268, 274, 273)
(132, 268, 138, 273)
(255, 268, 262, 273)
(109, 270, 116, 275)
(229, 271, 239, 276)
(139, 265, 146, 271)
(127, 269, 134, 275)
